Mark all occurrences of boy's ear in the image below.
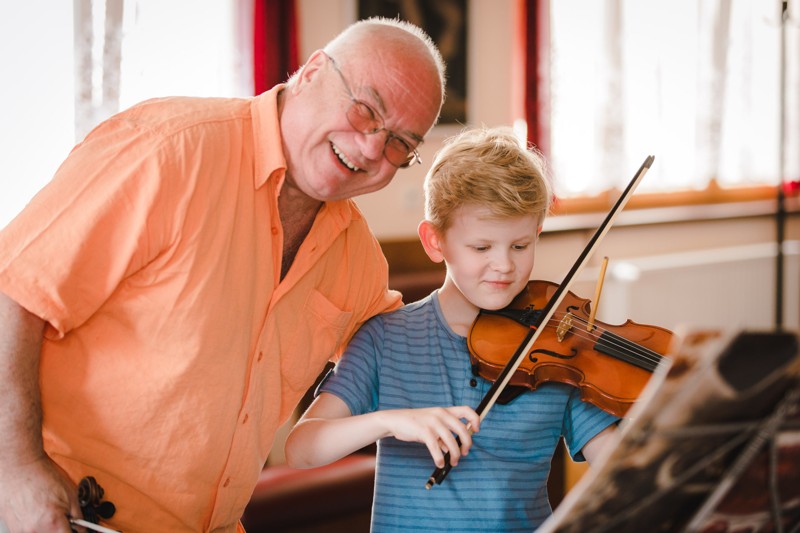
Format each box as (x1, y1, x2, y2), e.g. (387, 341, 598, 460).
(418, 220, 445, 263)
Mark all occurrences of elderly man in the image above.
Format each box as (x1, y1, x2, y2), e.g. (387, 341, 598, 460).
(0, 17, 444, 533)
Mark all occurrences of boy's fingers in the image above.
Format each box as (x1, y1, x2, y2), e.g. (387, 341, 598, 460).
(450, 406, 481, 432)
(439, 431, 462, 464)
(426, 440, 446, 468)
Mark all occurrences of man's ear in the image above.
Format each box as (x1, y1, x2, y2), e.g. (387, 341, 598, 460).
(291, 49, 326, 94)
(418, 220, 445, 263)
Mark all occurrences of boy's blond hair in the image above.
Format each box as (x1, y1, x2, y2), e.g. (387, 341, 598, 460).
(424, 126, 552, 232)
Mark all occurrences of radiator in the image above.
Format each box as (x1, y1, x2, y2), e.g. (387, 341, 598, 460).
(575, 240, 800, 333)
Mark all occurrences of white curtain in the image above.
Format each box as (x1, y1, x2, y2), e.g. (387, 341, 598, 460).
(75, 0, 252, 139)
(0, 0, 251, 228)
(549, 0, 800, 197)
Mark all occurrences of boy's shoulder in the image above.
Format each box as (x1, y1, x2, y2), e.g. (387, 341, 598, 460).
(370, 292, 437, 327)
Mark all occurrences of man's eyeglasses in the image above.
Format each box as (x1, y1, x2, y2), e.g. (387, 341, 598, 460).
(323, 52, 422, 169)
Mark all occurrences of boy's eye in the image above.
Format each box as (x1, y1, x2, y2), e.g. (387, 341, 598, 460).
(512, 244, 530, 251)
(472, 245, 490, 252)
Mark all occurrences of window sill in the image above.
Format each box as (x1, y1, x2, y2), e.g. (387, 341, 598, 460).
(544, 185, 799, 233)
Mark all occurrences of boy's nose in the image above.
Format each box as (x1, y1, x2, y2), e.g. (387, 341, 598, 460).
(491, 253, 514, 272)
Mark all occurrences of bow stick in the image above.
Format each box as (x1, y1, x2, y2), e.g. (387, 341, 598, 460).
(70, 517, 122, 533)
(425, 155, 655, 489)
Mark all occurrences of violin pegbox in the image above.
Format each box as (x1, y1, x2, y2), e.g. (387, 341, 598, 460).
(78, 476, 117, 524)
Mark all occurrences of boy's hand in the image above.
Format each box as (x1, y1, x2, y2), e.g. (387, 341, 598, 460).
(377, 406, 480, 468)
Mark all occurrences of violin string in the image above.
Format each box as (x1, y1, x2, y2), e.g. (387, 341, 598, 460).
(547, 316, 664, 366)
(546, 314, 664, 366)
(540, 322, 663, 368)
(539, 312, 665, 366)
(574, 319, 665, 364)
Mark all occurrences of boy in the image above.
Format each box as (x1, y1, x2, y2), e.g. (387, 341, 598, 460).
(284, 127, 618, 531)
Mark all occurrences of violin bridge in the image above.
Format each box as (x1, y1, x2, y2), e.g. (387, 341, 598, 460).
(556, 312, 574, 342)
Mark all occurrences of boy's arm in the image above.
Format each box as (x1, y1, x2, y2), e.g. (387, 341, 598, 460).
(284, 393, 367, 468)
(284, 392, 480, 469)
(581, 424, 617, 464)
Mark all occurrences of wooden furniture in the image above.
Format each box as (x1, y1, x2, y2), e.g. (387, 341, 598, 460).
(241, 454, 376, 533)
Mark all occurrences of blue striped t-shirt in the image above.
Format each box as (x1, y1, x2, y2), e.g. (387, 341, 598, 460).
(318, 291, 619, 532)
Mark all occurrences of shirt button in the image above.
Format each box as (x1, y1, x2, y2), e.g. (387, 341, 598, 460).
(223, 478, 231, 488)
(242, 414, 249, 424)
(469, 379, 478, 387)
(257, 351, 264, 362)
(271, 226, 278, 235)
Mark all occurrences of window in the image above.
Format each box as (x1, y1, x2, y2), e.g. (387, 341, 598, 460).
(547, 0, 799, 200)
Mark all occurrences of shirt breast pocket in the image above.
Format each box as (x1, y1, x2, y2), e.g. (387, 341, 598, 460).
(281, 289, 353, 392)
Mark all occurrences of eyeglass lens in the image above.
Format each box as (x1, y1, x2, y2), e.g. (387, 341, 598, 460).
(345, 102, 416, 167)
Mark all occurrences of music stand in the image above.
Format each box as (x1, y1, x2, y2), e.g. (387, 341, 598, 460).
(537, 328, 800, 533)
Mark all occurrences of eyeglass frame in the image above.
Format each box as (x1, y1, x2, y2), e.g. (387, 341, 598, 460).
(321, 51, 422, 169)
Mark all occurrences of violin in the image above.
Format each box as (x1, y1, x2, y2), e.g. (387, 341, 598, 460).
(468, 279, 675, 418)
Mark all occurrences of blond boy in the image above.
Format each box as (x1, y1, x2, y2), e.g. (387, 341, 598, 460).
(285, 127, 617, 531)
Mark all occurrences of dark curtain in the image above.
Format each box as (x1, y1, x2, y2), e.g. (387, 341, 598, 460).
(524, 0, 550, 159)
(253, 0, 300, 95)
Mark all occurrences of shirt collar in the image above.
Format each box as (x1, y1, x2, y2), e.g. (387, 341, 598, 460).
(251, 84, 287, 190)
(250, 84, 355, 232)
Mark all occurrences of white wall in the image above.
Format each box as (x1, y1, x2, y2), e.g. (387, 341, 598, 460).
(536, 214, 800, 333)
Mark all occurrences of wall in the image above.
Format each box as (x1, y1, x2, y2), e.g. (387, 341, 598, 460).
(536, 207, 800, 333)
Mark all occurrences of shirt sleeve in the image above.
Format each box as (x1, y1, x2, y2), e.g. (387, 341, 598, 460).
(561, 388, 620, 462)
(0, 114, 182, 337)
(317, 315, 386, 416)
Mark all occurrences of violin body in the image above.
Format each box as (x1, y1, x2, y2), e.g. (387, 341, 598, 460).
(468, 280, 675, 417)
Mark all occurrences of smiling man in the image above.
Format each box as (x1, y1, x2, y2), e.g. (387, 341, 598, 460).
(0, 18, 443, 533)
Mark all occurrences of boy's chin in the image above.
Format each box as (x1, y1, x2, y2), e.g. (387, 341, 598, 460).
(477, 297, 516, 311)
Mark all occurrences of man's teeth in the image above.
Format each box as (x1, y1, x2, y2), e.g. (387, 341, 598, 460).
(332, 143, 361, 171)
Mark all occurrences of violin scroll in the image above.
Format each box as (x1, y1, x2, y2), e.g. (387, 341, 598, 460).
(77, 476, 116, 525)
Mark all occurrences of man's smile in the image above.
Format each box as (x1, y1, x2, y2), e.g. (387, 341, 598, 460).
(331, 142, 362, 172)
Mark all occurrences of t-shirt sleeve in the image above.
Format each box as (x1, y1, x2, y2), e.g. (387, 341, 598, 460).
(561, 387, 620, 462)
(317, 315, 385, 416)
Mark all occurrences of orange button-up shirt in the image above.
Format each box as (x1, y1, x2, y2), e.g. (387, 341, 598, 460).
(0, 85, 401, 532)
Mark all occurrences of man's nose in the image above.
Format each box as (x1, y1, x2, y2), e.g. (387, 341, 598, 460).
(358, 129, 388, 161)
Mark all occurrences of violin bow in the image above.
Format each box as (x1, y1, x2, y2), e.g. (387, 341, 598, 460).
(69, 517, 122, 533)
(425, 155, 655, 489)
